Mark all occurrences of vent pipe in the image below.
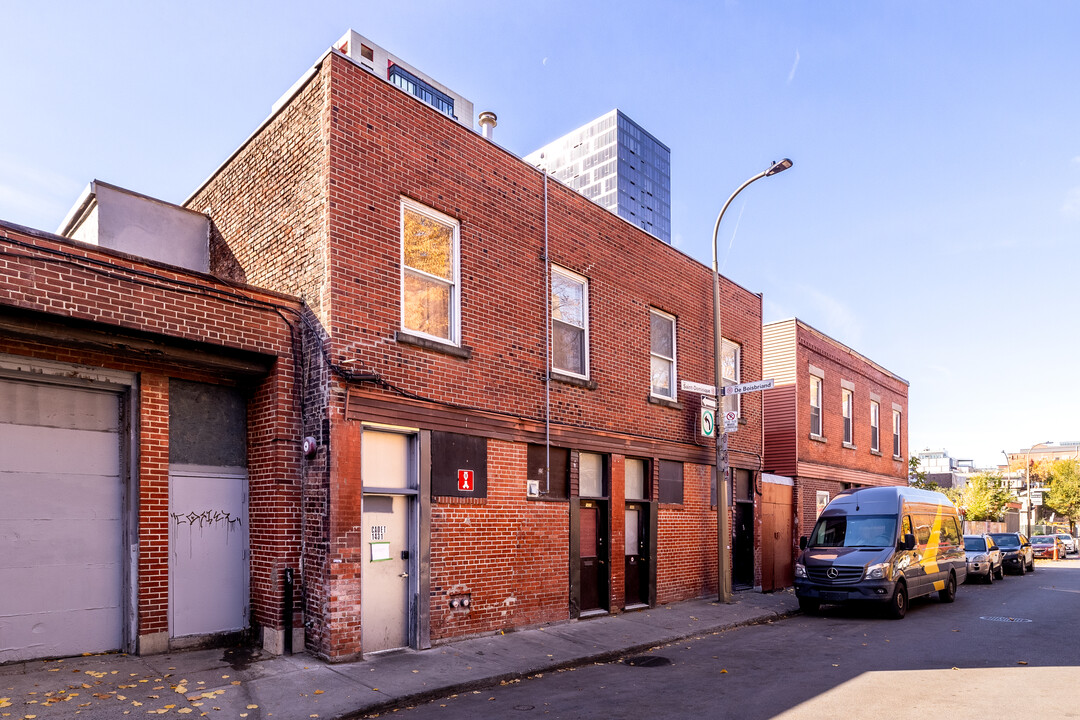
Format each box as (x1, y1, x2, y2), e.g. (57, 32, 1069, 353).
(478, 111, 497, 139)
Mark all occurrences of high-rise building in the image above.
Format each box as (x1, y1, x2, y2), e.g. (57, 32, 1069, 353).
(525, 110, 671, 243)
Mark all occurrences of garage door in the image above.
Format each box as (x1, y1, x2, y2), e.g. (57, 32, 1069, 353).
(0, 377, 124, 663)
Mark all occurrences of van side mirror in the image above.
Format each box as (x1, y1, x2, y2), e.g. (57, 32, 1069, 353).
(799, 536, 808, 550)
(902, 533, 916, 551)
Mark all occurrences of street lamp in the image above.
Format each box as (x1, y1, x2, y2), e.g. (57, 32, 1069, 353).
(713, 158, 793, 604)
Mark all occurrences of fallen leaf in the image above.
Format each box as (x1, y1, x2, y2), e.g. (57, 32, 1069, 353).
(720, 669, 728, 674)
(247, 705, 259, 709)
(313, 690, 325, 695)
(230, 682, 241, 687)
(1018, 661, 1028, 665)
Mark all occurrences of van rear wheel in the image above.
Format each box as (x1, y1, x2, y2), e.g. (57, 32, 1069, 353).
(885, 582, 907, 619)
(938, 571, 957, 603)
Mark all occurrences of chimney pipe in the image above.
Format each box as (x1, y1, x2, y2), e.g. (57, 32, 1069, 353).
(478, 111, 497, 139)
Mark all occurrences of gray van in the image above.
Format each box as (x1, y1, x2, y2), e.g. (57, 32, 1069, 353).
(794, 486, 967, 618)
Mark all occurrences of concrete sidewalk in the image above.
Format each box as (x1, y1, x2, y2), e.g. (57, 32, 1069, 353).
(0, 590, 799, 719)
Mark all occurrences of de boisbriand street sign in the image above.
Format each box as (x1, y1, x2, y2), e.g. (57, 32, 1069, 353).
(695, 379, 774, 438)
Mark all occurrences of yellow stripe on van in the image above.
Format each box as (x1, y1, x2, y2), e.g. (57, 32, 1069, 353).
(922, 509, 946, 576)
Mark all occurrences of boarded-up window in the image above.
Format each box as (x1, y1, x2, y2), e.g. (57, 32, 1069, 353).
(431, 431, 487, 498)
(658, 460, 683, 505)
(169, 379, 246, 467)
(528, 444, 569, 500)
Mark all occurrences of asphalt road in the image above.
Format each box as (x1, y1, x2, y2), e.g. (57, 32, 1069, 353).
(383, 558, 1080, 720)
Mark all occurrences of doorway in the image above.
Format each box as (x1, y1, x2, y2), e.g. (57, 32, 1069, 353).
(361, 429, 418, 654)
(760, 475, 794, 591)
(623, 457, 651, 608)
(576, 452, 609, 615)
(733, 468, 755, 590)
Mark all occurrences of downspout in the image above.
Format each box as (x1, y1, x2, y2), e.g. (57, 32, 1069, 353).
(544, 171, 551, 494)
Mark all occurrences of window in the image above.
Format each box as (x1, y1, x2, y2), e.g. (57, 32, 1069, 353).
(870, 400, 880, 452)
(649, 309, 676, 399)
(551, 267, 589, 377)
(809, 376, 823, 437)
(388, 64, 456, 118)
(893, 410, 902, 458)
(722, 340, 740, 414)
(579, 452, 605, 498)
(842, 389, 853, 445)
(658, 460, 683, 504)
(625, 458, 648, 500)
(401, 200, 459, 344)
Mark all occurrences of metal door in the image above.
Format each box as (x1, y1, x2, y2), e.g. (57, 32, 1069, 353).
(624, 504, 647, 607)
(169, 468, 248, 637)
(578, 499, 609, 612)
(361, 430, 416, 654)
(0, 378, 124, 663)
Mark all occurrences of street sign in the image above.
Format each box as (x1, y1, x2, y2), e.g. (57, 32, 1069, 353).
(457, 469, 474, 492)
(701, 395, 717, 410)
(700, 408, 716, 438)
(721, 378, 775, 396)
(723, 410, 738, 433)
(681, 380, 716, 395)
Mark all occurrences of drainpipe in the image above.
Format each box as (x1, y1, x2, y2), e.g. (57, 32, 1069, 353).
(543, 170, 551, 493)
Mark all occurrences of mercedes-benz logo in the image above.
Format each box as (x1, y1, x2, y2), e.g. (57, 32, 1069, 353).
(827, 567, 839, 579)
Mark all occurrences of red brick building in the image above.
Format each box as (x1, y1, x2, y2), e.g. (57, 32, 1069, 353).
(186, 41, 766, 660)
(0, 203, 303, 663)
(762, 318, 909, 585)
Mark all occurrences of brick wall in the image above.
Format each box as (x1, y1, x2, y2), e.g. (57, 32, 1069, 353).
(0, 226, 303, 648)
(186, 50, 765, 656)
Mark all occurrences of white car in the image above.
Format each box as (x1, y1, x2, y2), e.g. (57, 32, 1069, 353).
(1054, 533, 1077, 555)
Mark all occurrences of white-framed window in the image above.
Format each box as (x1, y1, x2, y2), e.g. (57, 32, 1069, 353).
(809, 375, 822, 437)
(551, 266, 589, 377)
(870, 400, 880, 452)
(842, 388, 854, 445)
(401, 199, 460, 344)
(649, 308, 676, 399)
(893, 410, 902, 458)
(722, 339, 740, 414)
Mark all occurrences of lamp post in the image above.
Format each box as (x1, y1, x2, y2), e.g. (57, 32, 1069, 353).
(713, 158, 792, 603)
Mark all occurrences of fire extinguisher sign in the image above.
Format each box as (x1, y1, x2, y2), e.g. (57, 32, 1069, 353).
(457, 469, 474, 492)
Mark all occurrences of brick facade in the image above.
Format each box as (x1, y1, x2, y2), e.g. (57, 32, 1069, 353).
(762, 318, 909, 575)
(187, 49, 766, 659)
(0, 225, 303, 654)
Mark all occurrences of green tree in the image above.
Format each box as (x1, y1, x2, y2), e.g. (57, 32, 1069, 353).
(1045, 459, 1080, 522)
(955, 473, 1012, 521)
(908, 456, 940, 491)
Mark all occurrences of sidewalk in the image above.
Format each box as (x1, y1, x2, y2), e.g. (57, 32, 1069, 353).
(0, 590, 799, 719)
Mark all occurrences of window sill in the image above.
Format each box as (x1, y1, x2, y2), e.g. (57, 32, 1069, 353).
(739, 416, 748, 425)
(648, 395, 683, 410)
(527, 495, 570, 503)
(870, 449, 882, 457)
(843, 442, 857, 450)
(549, 370, 597, 390)
(395, 331, 473, 359)
(893, 455, 904, 462)
(809, 434, 827, 444)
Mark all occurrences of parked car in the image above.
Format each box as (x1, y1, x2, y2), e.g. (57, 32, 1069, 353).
(1030, 535, 1067, 559)
(988, 532, 1035, 574)
(1054, 533, 1077, 555)
(964, 534, 1004, 583)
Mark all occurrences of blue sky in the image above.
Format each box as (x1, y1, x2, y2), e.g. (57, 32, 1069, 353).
(2, 1, 1077, 468)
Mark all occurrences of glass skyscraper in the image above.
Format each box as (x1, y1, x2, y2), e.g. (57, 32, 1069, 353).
(525, 109, 671, 243)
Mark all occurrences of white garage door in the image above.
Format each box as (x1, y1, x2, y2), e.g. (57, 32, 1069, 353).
(0, 377, 124, 663)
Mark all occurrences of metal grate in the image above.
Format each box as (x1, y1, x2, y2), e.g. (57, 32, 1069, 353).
(979, 616, 1032, 623)
(806, 566, 863, 585)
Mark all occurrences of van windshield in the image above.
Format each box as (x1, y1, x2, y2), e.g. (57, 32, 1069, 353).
(808, 514, 897, 548)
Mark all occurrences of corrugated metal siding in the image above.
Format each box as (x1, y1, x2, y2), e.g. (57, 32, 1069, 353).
(796, 461, 906, 487)
(763, 384, 797, 476)
(762, 319, 798, 385)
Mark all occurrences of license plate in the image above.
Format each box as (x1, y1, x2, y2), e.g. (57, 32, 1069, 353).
(821, 591, 848, 602)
